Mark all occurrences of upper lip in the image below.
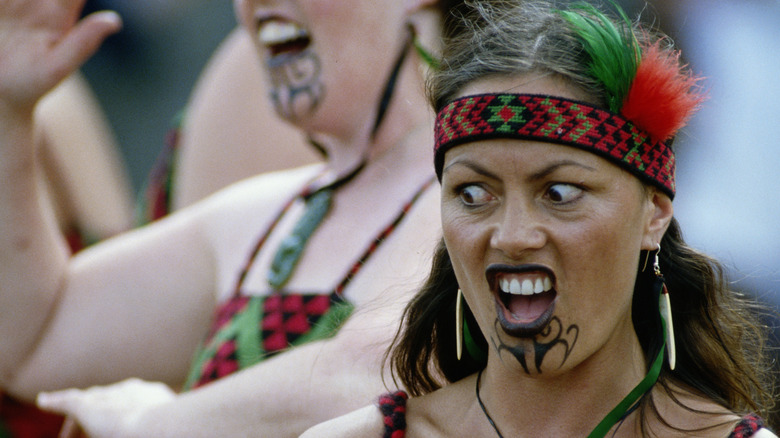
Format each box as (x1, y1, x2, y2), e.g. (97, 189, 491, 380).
(256, 16, 310, 52)
(485, 263, 556, 295)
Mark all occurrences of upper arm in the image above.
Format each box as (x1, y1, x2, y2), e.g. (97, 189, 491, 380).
(7, 206, 218, 398)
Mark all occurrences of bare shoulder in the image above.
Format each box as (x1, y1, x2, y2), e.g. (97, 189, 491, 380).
(189, 161, 323, 241)
(299, 404, 383, 438)
(650, 383, 776, 437)
(167, 162, 322, 256)
(192, 163, 324, 220)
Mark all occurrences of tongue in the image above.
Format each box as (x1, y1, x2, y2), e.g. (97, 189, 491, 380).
(506, 291, 554, 322)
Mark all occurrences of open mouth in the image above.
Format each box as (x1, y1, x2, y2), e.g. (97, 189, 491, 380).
(257, 19, 311, 57)
(487, 264, 557, 337)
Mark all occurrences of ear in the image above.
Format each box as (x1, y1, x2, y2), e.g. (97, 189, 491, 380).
(641, 188, 674, 250)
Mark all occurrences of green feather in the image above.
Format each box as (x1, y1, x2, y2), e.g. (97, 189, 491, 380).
(557, 2, 640, 113)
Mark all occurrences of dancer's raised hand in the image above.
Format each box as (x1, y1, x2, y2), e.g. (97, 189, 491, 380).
(0, 0, 121, 114)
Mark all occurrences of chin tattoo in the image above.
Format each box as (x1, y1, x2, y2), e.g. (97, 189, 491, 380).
(267, 49, 323, 121)
(493, 317, 579, 374)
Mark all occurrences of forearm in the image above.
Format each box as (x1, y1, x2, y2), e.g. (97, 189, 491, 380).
(0, 2, 122, 381)
(135, 331, 392, 437)
(0, 110, 70, 377)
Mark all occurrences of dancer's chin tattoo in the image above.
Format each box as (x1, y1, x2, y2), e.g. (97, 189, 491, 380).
(492, 316, 579, 374)
(266, 49, 324, 121)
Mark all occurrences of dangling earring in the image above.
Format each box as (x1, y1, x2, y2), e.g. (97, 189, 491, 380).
(641, 248, 652, 272)
(456, 288, 464, 360)
(653, 244, 676, 370)
(456, 289, 488, 364)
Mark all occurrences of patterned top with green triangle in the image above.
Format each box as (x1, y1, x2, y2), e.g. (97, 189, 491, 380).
(184, 177, 434, 390)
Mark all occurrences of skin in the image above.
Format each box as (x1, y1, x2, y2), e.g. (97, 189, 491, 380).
(0, 0, 443, 436)
(443, 138, 652, 377)
(233, 0, 428, 172)
(35, 72, 134, 242)
(1, 70, 132, 438)
(172, 28, 320, 210)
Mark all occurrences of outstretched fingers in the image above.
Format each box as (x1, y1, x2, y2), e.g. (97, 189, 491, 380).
(47, 10, 122, 88)
(0, 2, 122, 112)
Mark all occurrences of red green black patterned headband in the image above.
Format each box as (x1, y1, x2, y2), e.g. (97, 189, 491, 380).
(433, 93, 676, 198)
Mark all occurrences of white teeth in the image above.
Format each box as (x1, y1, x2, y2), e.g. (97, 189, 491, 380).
(499, 274, 553, 295)
(521, 279, 533, 295)
(258, 21, 308, 45)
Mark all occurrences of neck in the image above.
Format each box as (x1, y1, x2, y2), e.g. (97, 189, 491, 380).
(478, 333, 647, 437)
(307, 34, 434, 182)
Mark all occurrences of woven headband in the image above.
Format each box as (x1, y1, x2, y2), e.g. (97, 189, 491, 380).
(434, 93, 675, 198)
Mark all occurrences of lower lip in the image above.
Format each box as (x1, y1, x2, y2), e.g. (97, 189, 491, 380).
(495, 291, 556, 337)
(265, 47, 311, 68)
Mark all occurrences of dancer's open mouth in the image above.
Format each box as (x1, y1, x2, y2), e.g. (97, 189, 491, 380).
(487, 264, 557, 337)
(257, 19, 311, 57)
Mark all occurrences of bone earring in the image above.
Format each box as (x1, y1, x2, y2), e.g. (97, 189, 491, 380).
(456, 288, 464, 360)
(653, 244, 676, 370)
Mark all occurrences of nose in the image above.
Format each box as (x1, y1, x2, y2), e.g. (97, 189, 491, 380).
(489, 200, 546, 259)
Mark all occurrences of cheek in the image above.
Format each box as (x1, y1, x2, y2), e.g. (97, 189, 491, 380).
(442, 216, 485, 284)
(306, 0, 340, 16)
(560, 215, 643, 319)
(443, 223, 494, 332)
(308, 1, 369, 36)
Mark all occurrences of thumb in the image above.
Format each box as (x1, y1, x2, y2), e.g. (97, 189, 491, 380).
(48, 10, 122, 82)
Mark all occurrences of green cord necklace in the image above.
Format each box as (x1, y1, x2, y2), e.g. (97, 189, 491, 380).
(475, 341, 665, 438)
(267, 163, 365, 289)
(266, 29, 419, 290)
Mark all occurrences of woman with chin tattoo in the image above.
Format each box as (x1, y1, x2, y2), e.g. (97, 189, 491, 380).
(0, 0, 469, 436)
(302, 1, 778, 437)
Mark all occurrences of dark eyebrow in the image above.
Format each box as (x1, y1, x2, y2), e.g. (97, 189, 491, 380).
(443, 158, 596, 181)
(442, 159, 499, 181)
(529, 160, 597, 181)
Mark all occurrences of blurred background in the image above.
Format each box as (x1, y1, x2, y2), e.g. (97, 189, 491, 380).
(82, 0, 778, 342)
(81, 0, 237, 192)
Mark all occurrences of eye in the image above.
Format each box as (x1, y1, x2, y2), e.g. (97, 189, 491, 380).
(458, 184, 494, 207)
(546, 183, 582, 203)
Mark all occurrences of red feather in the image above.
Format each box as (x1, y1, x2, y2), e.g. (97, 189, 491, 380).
(621, 42, 706, 142)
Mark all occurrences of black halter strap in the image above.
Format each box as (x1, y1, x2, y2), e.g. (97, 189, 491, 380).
(371, 33, 412, 138)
